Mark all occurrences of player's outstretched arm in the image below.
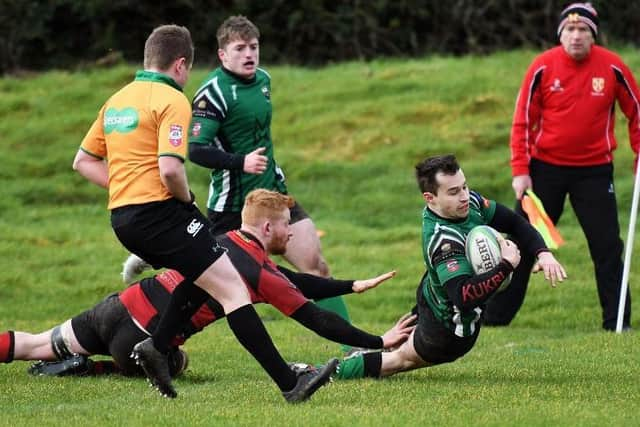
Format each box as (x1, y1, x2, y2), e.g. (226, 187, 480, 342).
(352, 270, 396, 293)
(290, 303, 383, 349)
(277, 266, 395, 299)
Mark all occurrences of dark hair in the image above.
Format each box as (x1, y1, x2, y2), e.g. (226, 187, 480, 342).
(144, 24, 194, 70)
(217, 15, 260, 49)
(415, 154, 460, 194)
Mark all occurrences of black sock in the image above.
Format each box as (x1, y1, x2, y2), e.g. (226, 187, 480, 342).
(363, 351, 383, 378)
(226, 304, 296, 391)
(152, 282, 209, 353)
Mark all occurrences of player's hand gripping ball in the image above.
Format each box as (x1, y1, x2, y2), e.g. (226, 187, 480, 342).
(464, 225, 512, 292)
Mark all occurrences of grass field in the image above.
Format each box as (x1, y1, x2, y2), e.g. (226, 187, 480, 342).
(1, 48, 639, 426)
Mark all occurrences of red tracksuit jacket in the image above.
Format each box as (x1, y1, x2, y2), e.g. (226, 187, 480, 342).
(510, 45, 640, 176)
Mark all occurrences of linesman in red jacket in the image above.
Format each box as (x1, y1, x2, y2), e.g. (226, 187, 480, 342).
(484, 3, 638, 330)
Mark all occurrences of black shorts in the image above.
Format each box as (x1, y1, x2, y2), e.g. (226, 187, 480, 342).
(71, 293, 147, 375)
(412, 291, 480, 365)
(208, 201, 310, 236)
(111, 198, 226, 282)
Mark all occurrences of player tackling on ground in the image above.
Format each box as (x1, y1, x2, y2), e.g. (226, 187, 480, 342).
(1, 191, 413, 380)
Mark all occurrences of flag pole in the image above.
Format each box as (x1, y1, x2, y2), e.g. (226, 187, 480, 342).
(616, 166, 640, 333)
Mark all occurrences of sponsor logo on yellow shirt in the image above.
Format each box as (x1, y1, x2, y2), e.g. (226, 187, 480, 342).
(104, 107, 139, 133)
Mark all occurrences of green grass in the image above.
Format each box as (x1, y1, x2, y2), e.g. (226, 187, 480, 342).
(1, 48, 639, 426)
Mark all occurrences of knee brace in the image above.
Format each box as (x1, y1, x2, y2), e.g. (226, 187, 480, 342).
(51, 325, 74, 360)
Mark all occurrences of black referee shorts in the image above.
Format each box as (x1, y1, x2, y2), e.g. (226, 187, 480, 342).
(208, 200, 310, 236)
(412, 292, 480, 365)
(111, 198, 226, 282)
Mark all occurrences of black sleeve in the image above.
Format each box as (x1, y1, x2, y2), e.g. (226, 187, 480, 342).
(489, 202, 549, 257)
(188, 143, 245, 170)
(276, 265, 354, 299)
(290, 302, 383, 349)
(444, 260, 514, 310)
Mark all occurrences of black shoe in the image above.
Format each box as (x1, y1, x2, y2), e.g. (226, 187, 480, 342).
(28, 354, 93, 376)
(282, 358, 339, 403)
(131, 338, 177, 398)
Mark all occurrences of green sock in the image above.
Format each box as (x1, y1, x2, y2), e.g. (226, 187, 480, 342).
(335, 352, 382, 380)
(335, 355, 365, 380)
(315, 296, 352, 352)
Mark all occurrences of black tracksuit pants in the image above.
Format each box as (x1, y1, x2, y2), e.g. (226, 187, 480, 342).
(484, 159, 631, 330)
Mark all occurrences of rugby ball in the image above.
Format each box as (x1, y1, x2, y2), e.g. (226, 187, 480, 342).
(464, 225, 511, 292)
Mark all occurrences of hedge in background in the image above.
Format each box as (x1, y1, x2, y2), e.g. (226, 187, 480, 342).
(1, 0, 637, 74)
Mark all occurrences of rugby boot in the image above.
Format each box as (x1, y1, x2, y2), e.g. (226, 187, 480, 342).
(287, 362, 316, 376)
(282, 357, 339, 403)
(28, 354, 93, 376)
(131, 338, 176, 398)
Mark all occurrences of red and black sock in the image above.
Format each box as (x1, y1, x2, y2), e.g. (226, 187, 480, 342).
(0, 331, 15, 363)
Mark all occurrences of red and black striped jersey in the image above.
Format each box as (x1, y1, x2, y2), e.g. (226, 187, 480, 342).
(118, 230, 308, 345)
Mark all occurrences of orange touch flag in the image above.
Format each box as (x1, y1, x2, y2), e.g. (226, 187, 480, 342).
(521, 190, 564, 249)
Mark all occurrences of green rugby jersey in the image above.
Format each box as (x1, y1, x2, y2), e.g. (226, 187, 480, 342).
(189, 67, 287, 212)
(420, 191, 497, 337)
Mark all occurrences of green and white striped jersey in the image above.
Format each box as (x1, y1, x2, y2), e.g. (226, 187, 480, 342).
(420, 191, 497, 337)
(189, 67, 287, 212)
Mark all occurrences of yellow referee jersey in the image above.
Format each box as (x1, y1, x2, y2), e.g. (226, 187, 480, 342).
(80, 71, 191, 209)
